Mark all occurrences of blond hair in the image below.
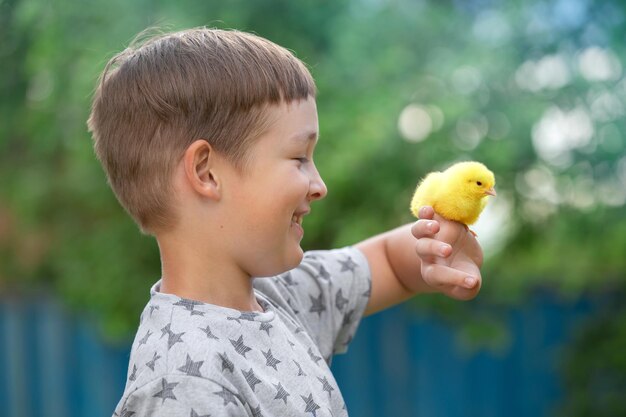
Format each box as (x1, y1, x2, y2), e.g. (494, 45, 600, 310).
(87, 28, 316, 234)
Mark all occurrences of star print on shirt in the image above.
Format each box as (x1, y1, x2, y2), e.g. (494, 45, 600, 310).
(160, 323, 185, 350)
(146, 352, 161, 371)
(262, 349, 281, 370)
(273, 382, 290, 404)
(342, 309, 355, 327)
(307, 347, 323, 366)
(287, 297, 300, 315)
(317, 376, 335, 398)
(338, 256, 358, 273)
(213, 386, 239, 406)
(363, 279, 372, 297)
(178, 354, 204, 377)
(301, 393, 321, 417)
(218, 352, 235, 373)
(335, 289, 349, 311)
(227, 311, 259, 324)
(153, 378, 178, 404)
(242, 368, 263, 392)
(250, 405, 264, 417)
(160, 323, 171, 338)
(316, 265, 330, 281)
(138, 329, 152, 346)
(199, 324, 219, 340)
(309, 293, 326, 317)
(281, 272, 297, 286)
(259, 322, 273, 335)
(129, 364, 137, 381)
(230, 335, 252, 358)
(173, 299, 205, 316)
(149, 304, 159, 317)
(293, 360, 307, 376)
(118, 406, 135, 417)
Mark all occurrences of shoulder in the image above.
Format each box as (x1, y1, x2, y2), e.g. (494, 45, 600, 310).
(253, 246, 371, 356)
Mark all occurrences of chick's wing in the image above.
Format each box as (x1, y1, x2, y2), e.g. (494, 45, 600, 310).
(410, 171, 443, 218)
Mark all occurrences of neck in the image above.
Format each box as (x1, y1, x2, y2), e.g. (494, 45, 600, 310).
(156, 233, 264, 313)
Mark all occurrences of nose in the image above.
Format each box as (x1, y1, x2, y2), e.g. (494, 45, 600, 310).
(308, 163, 328, 201)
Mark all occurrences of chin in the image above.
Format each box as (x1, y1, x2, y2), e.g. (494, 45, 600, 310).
(276, 246, 304, 275)
(286, 246, 305, 269)
(252, 247, 304, 278)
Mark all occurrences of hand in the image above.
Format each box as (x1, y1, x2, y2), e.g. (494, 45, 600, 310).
(411, 206, 483, 300)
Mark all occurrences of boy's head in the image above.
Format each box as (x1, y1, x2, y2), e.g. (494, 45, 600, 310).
(87, 28, 316, 234)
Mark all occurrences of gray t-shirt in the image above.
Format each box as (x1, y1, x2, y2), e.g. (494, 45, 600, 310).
(113, 247, 372, 416)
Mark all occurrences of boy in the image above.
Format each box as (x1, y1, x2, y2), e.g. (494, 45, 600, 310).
(88, 28, 483, 416)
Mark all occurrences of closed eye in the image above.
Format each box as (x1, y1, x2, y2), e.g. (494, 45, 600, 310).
(294, 157, 309, 164)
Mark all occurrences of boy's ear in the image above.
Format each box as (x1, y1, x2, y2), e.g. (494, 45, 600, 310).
(183, 139, 221, 200)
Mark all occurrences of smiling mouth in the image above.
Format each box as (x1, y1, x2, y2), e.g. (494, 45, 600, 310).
(291, 214, 303, 226)
(291, 210, 310, 226)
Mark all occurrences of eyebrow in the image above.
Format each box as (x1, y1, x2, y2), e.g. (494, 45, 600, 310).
(292, 131, 319, 143)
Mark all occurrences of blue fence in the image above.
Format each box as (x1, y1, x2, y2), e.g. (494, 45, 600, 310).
(333, 295, 594, 417)
(0, 297, 129, 417)
(0, 294, 594, 417)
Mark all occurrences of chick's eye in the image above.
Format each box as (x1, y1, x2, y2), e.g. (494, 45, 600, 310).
(476, 181, 482, 186)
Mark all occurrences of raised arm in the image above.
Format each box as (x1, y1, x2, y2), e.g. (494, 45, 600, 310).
(356, 206, 483, 317)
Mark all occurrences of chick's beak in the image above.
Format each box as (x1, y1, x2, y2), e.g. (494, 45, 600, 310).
(485, 187, 497, 196)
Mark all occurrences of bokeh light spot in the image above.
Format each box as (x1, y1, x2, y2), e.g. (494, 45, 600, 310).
(578, 46, 622, 81)
(398, 104, 433, 143)
(531, 105, 594, 166)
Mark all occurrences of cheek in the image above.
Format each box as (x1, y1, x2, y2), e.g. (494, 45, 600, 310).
(271, 166, 310, 200)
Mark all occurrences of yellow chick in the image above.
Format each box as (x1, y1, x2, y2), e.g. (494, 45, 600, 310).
(410, 161, 496, 226)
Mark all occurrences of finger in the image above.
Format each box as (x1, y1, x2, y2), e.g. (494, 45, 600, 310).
(417, 206, 435, 220)
(415, 238, 452, 259)
(431, 216, 467, 245)
(422, 263, 480, 290)
(411, 219, 440, 238)
(446, 283, 481, 301)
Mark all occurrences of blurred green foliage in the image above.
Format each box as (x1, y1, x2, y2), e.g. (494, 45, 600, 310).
(1, 0, 625, 413)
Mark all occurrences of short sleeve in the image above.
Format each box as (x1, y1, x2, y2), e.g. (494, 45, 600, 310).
(113, 376, 249, 417)
(255, 246, 372, 359)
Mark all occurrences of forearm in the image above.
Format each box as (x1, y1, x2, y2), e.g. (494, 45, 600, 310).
(357, 223, 436, 317)
(383, 223, 439, 295)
